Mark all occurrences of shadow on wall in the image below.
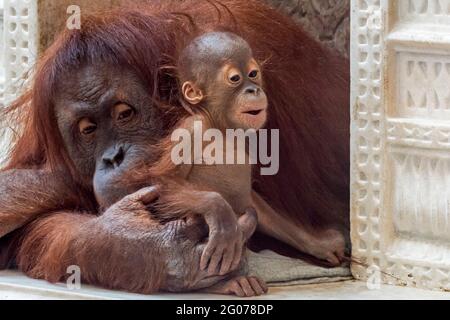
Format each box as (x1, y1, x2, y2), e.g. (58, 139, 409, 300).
(38, 0, 350, 57)
(265, 0, 350, 58)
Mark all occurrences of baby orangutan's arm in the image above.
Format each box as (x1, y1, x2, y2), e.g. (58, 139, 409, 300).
(144, 115, 247, 276)
(154, 179, 244, 276)
(200, 208, 268, 297)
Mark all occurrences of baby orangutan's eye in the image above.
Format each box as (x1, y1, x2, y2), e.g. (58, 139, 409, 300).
(113, 103, 135, 122)
(79, 118, 97, 136)
(248, 70, 259, 78)
(229, 74, 241, 83)
(227, 68, 242, 85)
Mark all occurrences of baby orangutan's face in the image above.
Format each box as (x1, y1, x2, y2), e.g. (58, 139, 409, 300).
(180, 34, 268, 130)
(217, 57, 268, 130)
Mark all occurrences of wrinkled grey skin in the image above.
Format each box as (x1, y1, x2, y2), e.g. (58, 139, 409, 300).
(94, 184, 256, 293)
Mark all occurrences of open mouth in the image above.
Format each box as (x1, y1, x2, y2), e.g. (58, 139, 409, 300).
(242, 107, 266, 116)
(239, 103, 268, 128)
(243, 109, 265, 116)
(240, 107, 267, 128)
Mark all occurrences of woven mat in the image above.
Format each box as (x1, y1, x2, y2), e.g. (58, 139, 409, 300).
(247, 250, 352, 287)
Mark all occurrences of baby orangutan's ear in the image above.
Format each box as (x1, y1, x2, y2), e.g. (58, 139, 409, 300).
(182, 81, 204, 105)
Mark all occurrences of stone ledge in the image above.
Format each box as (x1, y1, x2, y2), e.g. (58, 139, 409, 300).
(0, 270, 449, 300)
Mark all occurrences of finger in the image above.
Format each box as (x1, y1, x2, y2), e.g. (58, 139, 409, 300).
(326, 253, 340, 266)
(238, 277, 254, 297)
(336, 247, 346, 262)
(239, 208, 258, 241)
(219, 248, 234, 275)
(244, 207, 257, 220)
(126, 186, 160, 204)
(200, 244, 214, 270)
(335, 249, 344, 264)
(257, 278, 269, 293)
(230, 241, 243, 271)
(208, 246, 225, 275)
(248, 277, 265, 296)
(231, 281, 245, 297)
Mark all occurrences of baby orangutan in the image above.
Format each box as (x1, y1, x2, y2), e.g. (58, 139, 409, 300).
(155, 31, 345, 268)
(112, 32, 342, 291)
(137, 31, 270, 275)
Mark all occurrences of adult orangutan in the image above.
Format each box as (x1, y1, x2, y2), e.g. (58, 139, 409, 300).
(0, 0, 349, 293)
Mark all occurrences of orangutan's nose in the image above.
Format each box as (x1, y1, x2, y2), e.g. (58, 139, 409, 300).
(244, 85, 260, 96)
(102, 145, 125, 169)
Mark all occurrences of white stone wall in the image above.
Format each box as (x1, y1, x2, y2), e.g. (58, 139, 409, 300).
(351, 0, 450, 291)
(1, 0, 37, 104)
(0, 0, 5, 94)
(0, 0, 38, 164)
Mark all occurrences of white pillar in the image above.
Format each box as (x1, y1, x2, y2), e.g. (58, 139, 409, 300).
(0, 0, 37, 164)
(351, 0, 450, 291)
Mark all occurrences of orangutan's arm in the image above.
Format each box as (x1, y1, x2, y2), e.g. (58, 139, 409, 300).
(0, 169, 81, 238)
(14, 187, 167, 294)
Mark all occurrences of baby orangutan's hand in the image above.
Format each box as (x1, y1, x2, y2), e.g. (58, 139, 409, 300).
(200, 198, 242, 276)
(201, 206, 258, 276)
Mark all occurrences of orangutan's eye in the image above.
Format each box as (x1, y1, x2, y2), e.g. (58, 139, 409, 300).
(79, 118, 97, 136)
(227, 68, 242, 85)
(230, 74, 241, 83)
(113, 103, 135, 122)
(248, 70, 259, 78)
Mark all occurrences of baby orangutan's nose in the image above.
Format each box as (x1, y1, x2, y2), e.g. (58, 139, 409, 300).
(244, 85, 260, 96)
(102, 145, 125, 169)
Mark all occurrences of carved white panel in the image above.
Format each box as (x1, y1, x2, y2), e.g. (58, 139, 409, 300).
(399, 0, 450, 23)
(396, 51, 450, 119)
(0, 0, 5, 99)
(1, 0, 38, 105)
(387, 119, 450, 149)
(351, 0, 450, 291)
(351, 0, 385, 284)
(0, 0, 38, 164)
(390, 148, 450, 241)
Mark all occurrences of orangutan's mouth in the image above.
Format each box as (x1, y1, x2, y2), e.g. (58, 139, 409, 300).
(244, 109, 264, 116)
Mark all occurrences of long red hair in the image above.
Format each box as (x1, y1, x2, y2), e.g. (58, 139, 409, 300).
(4, 0, 349, 229)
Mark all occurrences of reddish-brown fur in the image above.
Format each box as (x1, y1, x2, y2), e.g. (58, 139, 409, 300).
(0, 0, 349, 291)
(144, 0, 350, 231)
